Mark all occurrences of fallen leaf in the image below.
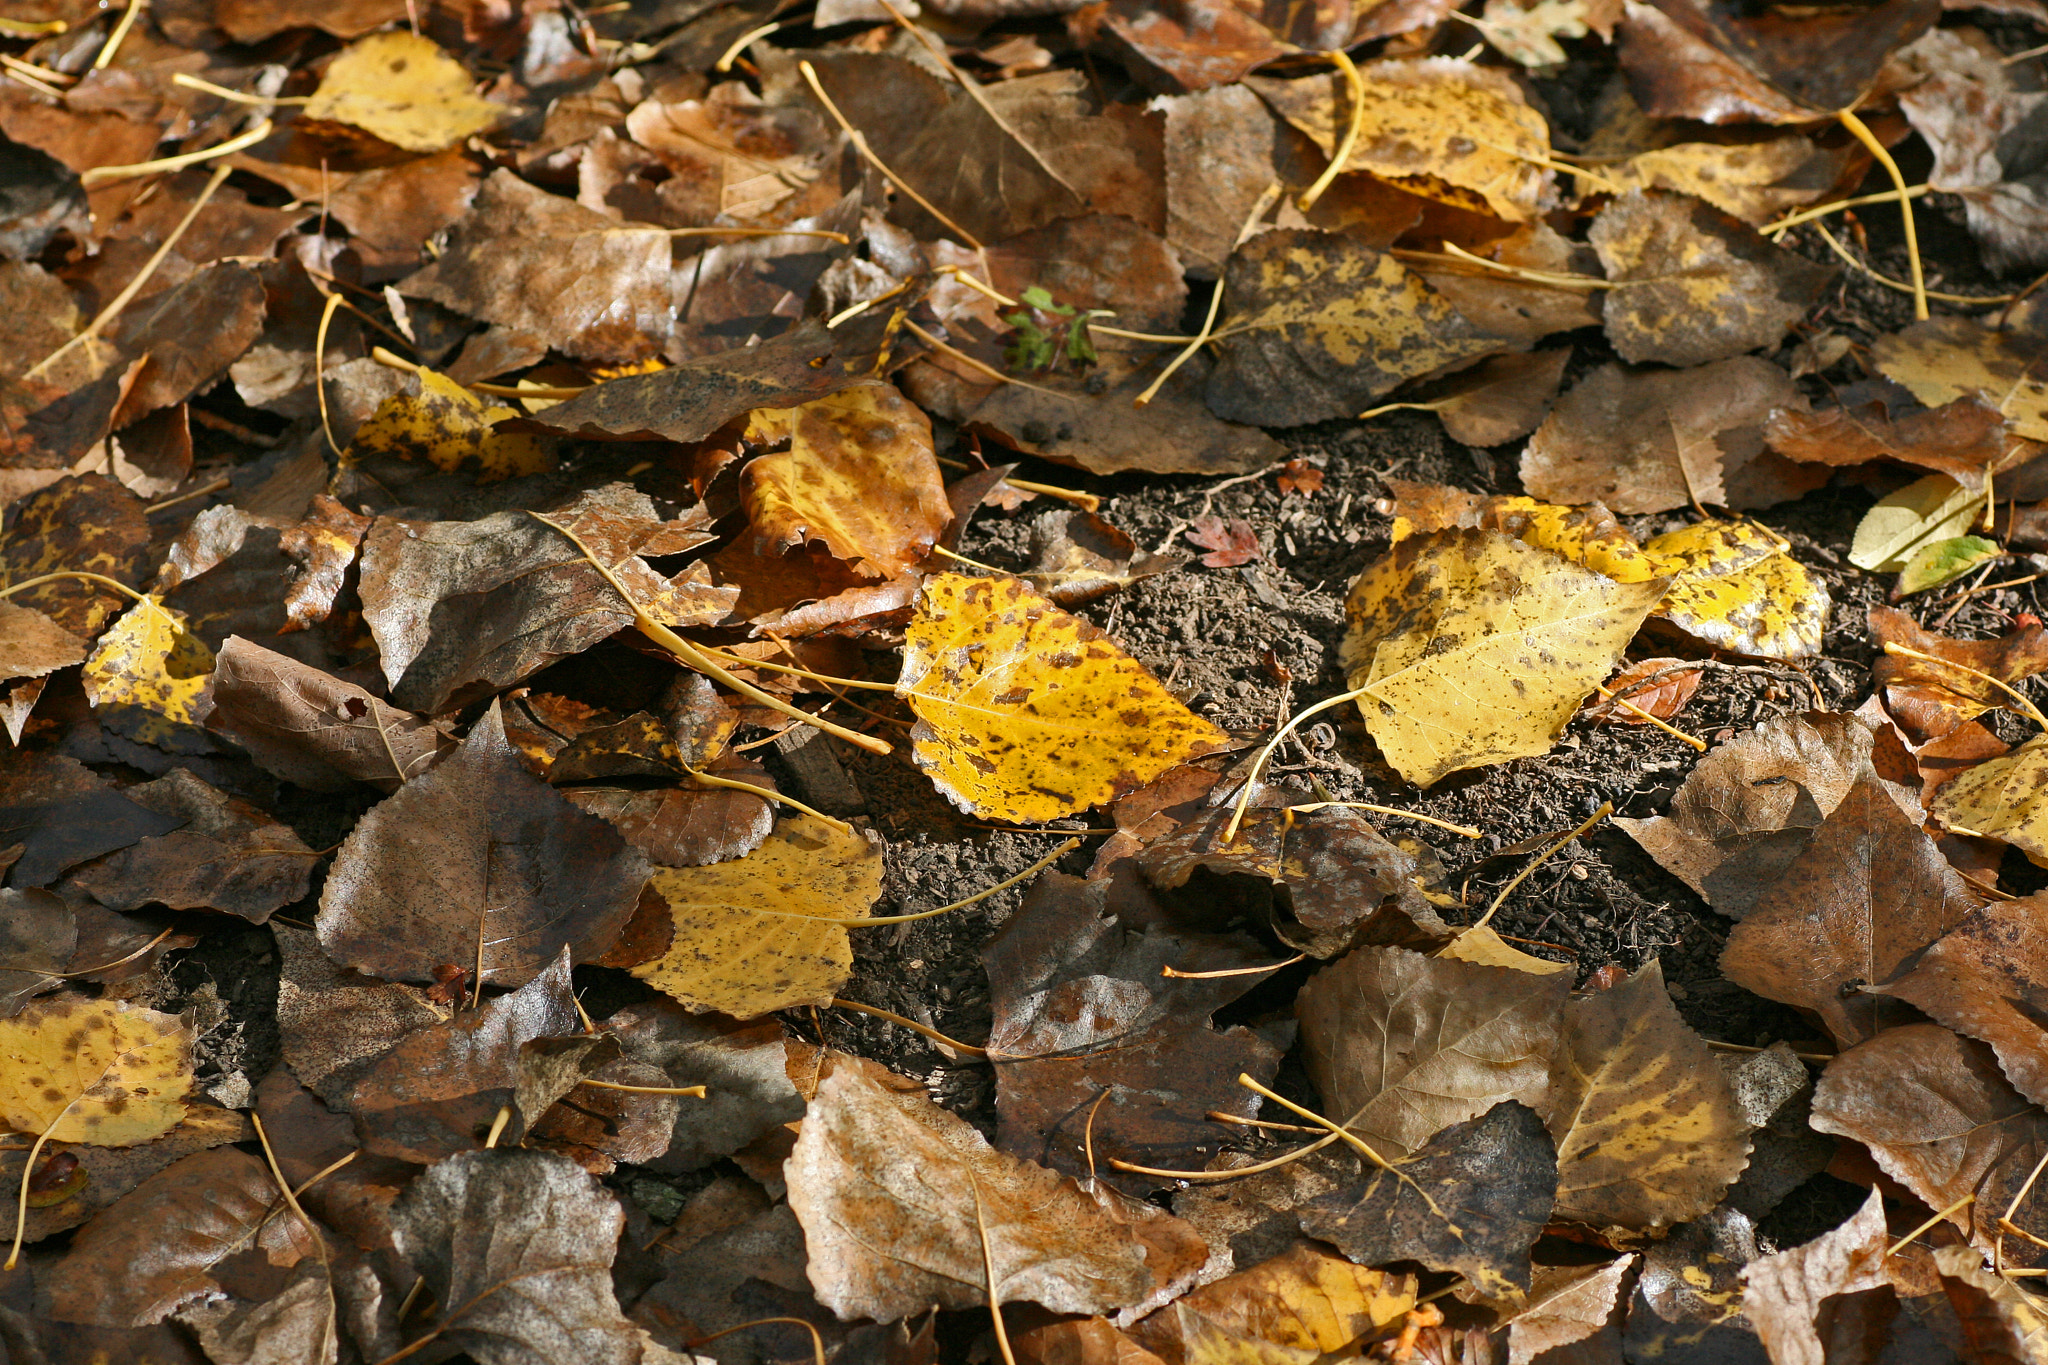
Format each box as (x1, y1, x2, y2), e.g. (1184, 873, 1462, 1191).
(0, 887, 71, 1016)
(347, 368, 552, 484)
(0, 1104, 250, 1246)
(1538, 960, 1752, 1232)
(1296, 944, 1568, 1160)
(182, 1261, 340, 1365)
(272, 924, 446, 1106)
(387, 1148, 641, 1365)
(0, 995, 192, 1145)
(1129, 1241, 1417, 1361)
(1502, 1257, 1636, 1365)
(1480, 0, 1606, 66)
(1875, 895, 2048, 1108)
(1338, 529, 1665, 787)
(1853, 475, 1984, 579)
(303, 32, 506, 153)
(1896, 28, 2048, 275)
(742, 383, 948, 578)
(527, 1051, 681, 1174)
(1591, 657, 1702, 725)
(1205, 230, 1506, 428)
(1873, 317, 2048, 444)
(0, 750, 183, 889)
(1417, 348, 1573, 448)
(898, 573, 1230, 822)
(1639, 520, 1830, 660)
(1766, 394, 2023, 493)
(1596, 136, 1849, 224)
(1026, 508, 1186, 606)
(1, 472, 151, 637)
(77, 596, 214, 745)
(207, 637, 452, 792)
(563, 765, 777, 869)
(1931, 1243, 2048, 1361)
(1811, 1023, 2048, 1269)
(600, 1000, 804, 1172)
(278, 494, 373, 634)
(1589, 190, 1835, 367)
(1739, 1188, 1890, 1365)
(785, 1054, 1209, 1322)
(1078, 0, 1291, 97)
(1930, 733, 2048, 864)
(1276, 460, 1324, 496)
(67, 769, 314, 923)
(630, 813, 881, 1018)
(1298, 1100, 1556, 1299)
(0, 600, 86, 689)
(1901, 534, 2004, 596)
(1416, 224, 1605, 346)
(1522, 358, 1815, 513)
(1185, 515, 1260, 568)
(1871, 605, 2048, 741)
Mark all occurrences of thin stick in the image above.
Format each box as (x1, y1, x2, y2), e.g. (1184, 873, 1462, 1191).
(1111, 1130, 1344, 1180)
(1433, 241, 1611, 290)
(1206, 1112, 1320, 1134)
(170, 72, 312, 105)
(53, 923, 179, 977)
(1283, 801, 1483, 838)
(752, 838, 1080, 925)
(682, 763, 853, 834)
(1163, 954, 1304, 980)
(1703, 1039, 1832, 1063)
(831, 999, 989, 1059)
(28, 163, 232, 379)
(1889, 1194, 1975, 1256)
(93, 0, 145, 70)
(1082, 1089, 1111, 1182)
(1809, 221, 2013, 307)
(482, 1106, 512, 1148)
(1836, 108, 1927, 322)
(800, 60, 983, 251)
(1298, 49, 1364, 213)
(1763, 184, 1930, 237)
(1472, 802, 1611, 932)
(970, 1174, 1018, 1365)
(1884, 642, 2048, 730)
(0, 570, 151, 607)
(316, 291, 345, 457)
(145, 476, 231, 515)
(713, 20, 785, 72)
(80, 117, 271, 187)
(0, 18, 67, 34)
(667, 225, 849, 244)
(689, 644, 898, 691)
(1136, 181, 1279, 407)
(1236, 1073, 1395, 1173)
(576, 1079, 707, 1096)
(1591, 683, 1708, 750)
(6, 1079, 94, 1269)
(0, 58, 67, 98)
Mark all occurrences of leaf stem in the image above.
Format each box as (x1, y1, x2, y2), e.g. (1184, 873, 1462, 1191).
(1835, 107, 1926, 321)
(1297, 49, 1365, 213)
(830, 999, 990, 1059)
(682, 764, 853, 835)
(1882, 641, 2048, 731)
(1471, 802, 1611, 932)
(1235, 1073, 1395, 1173)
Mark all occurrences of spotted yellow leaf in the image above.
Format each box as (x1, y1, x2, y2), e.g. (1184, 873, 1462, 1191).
(632, 814, 881, 1018)
(899, 574, 1231, 822)
(1638, 521, 1829, 660)
(303, 31, 506, 153)
(1136, 1243, 1416, 1360)
(81, 597, 214, 742)
(0, 996, 193, 1145)
(1340, 530, 1665, 788)
(348, 368, 553, 483)
(1931, 734, 2048, 866)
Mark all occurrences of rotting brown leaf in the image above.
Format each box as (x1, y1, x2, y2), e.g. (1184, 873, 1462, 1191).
(67, 769, 314, 923)
(0, 1104, 250, 1246)
(1739, 1188, 1890, 1365)
(1767, 394, 2026, 495)
(1870, 605, 2048, 742)
(207, 637, 452, 793)
(1874, 895, 2048, 1110)
(0, 750, 182, 889)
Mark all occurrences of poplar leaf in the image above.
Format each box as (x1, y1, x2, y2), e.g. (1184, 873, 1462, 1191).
(347, 368, 553, 483)
(0, 996, 193, 1146)
(304, 32, 506, 152)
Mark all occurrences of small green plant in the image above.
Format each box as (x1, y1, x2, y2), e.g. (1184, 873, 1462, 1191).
(1003, 286, 1106, 374)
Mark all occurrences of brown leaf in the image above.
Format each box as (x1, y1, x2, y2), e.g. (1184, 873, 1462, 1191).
(1721, 774, 1974, 1047)
(1590, 657, 1702, 725)
(1075, 0, 1291, 96)
(1522, 358, 1819, 514)
(1185, 515, 1261, 568)
(0, 749, 182, 888)
(1416, 224, 1605, 347)
(1026, 509, 1186, 606)
(1295, 944, 1568, 1160)
(599, 1000, 804, 1173)
(1298, 1100, 1556, 1299)
(785, 1054, 1209, 1323)
(1870, 606, 2048, 742)
(980, 871, 1285, 1189)
(272, 924, 447, 1106)
(67, 769, 313, 922)
(1897, 29, 2048, 275)
(207, 637, 453, 793)
(277, 494, 372, 635)
(1, 472, 150, 636)
(110, 263, 269, 428)
(318, 701, 649, 988)
(0, 1105, 249, 1246)
(0, 600, 87, 686)
(1739, 1189, 1890, 1365)
(1501, 1257, 1635, 1365)
(1767, 396, 2023, 494)
(527, 1054, 681, 1174)
(1422, 348, 1573, 448)
(0, 886, 72, 1015)
(1874, 895, 2048, 1109)
(387, 1148, 641, 1365)
(1811, 1023, 2048, 1269)
(563, 765, 776, 868)
(1930, 1243, 2048, 1360)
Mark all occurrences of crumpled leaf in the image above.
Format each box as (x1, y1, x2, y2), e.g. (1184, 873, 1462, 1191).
(80, 596, 214, 744)
(1811, 1023, 2048, 1269)
(347, 368, 552, 484)
(1538, 960, 1752, 1233)
(1591, 657, 1702, 725)
(1875, 895, 2048, 1108)
(1338, 529, 1665, 787)
(1249, 59, 1553, 221)
(0, 600, 85, 687)
(319, 701, 648, 988)
(898, 573, 1229, 822)
(1874, 317, 2048, 444)
(1026, 508, 1185, 605)
(1739, 1188, 1890, 1365)
(600, 1000, 803, 1172)
(183, 1261, 339, 1365)
(742, 383, 948, 578)
(67, 769, 314, 923)
(303, 32, 507, 153)
(631, 813, 881, 1018)
(387, 1148, 642, 1365)
(1589, 190, 1834, 367)
(208, 637, 452, 792)
(1296, 944, 1568, 1160)
(1766, 393, 2023, 494)
(0, 995, 192, 1145)
(1205, 230, 1506, 428)
(1129, 1241, 1417, 1362)
(1298, 1100, 1556, 1299)
(1501, 1257, 1636, 1365)
(1871, 605, 2048, 742)
(1185, 515, 1260, 568)
(1896, 28, 2048, 275)
(1932, 1243, 2048, 1361)
(786, 1054, 1209, 1323)
(1594, 136, 1847, 224)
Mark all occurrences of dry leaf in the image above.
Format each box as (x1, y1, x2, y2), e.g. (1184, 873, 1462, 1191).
(1591, 657, 1702, 725)
(631, 813, 881, 1018)
(0, 995, 192, 1145)
(347, 368, 552, 484)
(1026, 508, 1186, 606)
(786, 1054, 1208, 1323)
(318, 701, 649, 988)
(80, 596, 214, 743)
(0, 751, 182, 889)
(1185, 515, 1260, 567)
(1766, 395, 2022, 494)
(1930, 733, 2048, 864)
(208, 637, 451, 792)
(1502, 1257, 1635, 1365)
(67, 769, 314, 923)
(1739, 1189, 1890, 1365)
(0, 600, 86, 687)
(1338, 529, 1665, 787)
(600, 1000, 803, 1172)
(1872, 606, 2048, 741)
(0, 1105, 250, 1246)
(1874, 317, 2048, 444)
(898, 573, 1230, 822)
(1, 475, 149, 637)
(303, 32, 506, 153)
(1296, 944, 1568, 1160)
(1421, 348, 1572, 448)
(1597, 136, 1848, 224)
(0, 887, 71, 1017)
(1897, 28, 2048, 275)
(1538, 960, 1752, 1232)
(1931, 1243, 2048, 1361)
(1811, 1023, 2048, 1269)
(1129, 1241, 1417, 1362)
(272, 924, 446, 1106)
(1875, 895, 2048, 1108)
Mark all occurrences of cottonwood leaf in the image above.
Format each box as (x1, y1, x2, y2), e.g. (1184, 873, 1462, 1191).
(80, 596, 214, 745)
(303, 32, 506, 152)
(1338, 529, 1665, 787)
(1296, 944, 1568, 1160)
(1, 473, 151, 637)
(1248, 59, 1552, 221)
(1598, 136, 1847, 224)
(1204, 230, 1506, 428)
(1870, 605, 2048, 739)
(1767, 395, 2021, 493)
(786, 1055, 1209, 1323)
(272, 924, 445, 1106)
(1877, 896, 2048, 1109)
(1931, 733, 2048, 864)
(601, 1000, 803, 1172)
(388, 1148, 640, 1365)
(631, 813, 881, 1018)
(1932, 1243, 2048, 1361)
(0, 751, 182, 889)
(898, 573, 1230, 823)
(0, 1104, 250, 1246)
(0, 600, 85, 685)
(1298, 1100, 1556, 1299)
(1900, 535, 2002, 597)
(1589, 190, 1834, 367)
(1439, 925, 1573, 975)
(1502, 1257, 1635, 1365)
(742, 383, 948, 578)
(1874, 316, 2048, 443)
(1538, 960, 1752, 1233)
(1811, 1024, 2048, 1269)
(68, 769, 314, 923)
(0, 995, 192, 1146)
(1025, 508, 1186, 606)
(1129, 1242, 1417, 1363)
(1591, 657, 1702, 726)
(563, 765, 776, 869)
(347, 367, 552, 483)
(208, 637, 452, 792)
(1739, 1188, 1889, 1365)
(1421, 348, 1572, 447)
(318, 701, 649, 988)
(184, 1260, 339, 1365)
(0, 887, 71, 1016)
(1850, 473, 1982, 574)
(1644, 522, 1829, 660)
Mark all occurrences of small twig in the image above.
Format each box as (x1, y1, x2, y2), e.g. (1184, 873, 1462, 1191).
(830, 999, 990, 1059)
(681, 763, 853, 835)
(903, 320, 1070, 398)
(1809, 220, 2013, 307)
(969, 1174, 1018, 1365)
(1163, 953, 1305, 980)
(1703, 1039, 1832, 1063)
(171, 72, 312, 105)
(575, 1079, 707, 1096)
(1110, 1131, 1343, 1180)
(80, 117, 272, 187)
(1763, 183, 1930, 237)
(93, 0, 146, 70)
(1590, 682, 1708, 750)
(1471, 802, 1611, 933)
(689, 1319, 826, 1365)
(1889, 1194, 1975, 1257)
(1236, 1073, 1395, 1173)
(1283, 801, 1483, 838)
(1082, 1089, 1111, 1183)
(1835, 107, 1927, 322)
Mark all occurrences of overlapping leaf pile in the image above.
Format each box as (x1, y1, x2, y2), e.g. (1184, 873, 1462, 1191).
(14, 0, 2048, 1358)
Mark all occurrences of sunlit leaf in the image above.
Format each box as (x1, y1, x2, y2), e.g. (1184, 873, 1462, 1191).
(347, 368, 553, 483)
(0, 996, 192, 1146)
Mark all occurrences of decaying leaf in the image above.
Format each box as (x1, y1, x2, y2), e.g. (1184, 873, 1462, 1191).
(1501, 1257, 1635, 1365)
(600, 1000, 803, 1172)
(1, 474, 151, 638)
(80, 596, 214, 742)
(631, 813, 881, 1018)
(0, 1104, 250, 1246)
(207, 637, 452, 792)
(1896, 27, 2048, 275)
(898, 573, 1230, 822)
(1875, 895, 2048, 1109)
(1591, 657, 1702, 725)
(1739, 1189, 1890, 1365)
(1932, 1243, 2048, 1361)
(1296, 944, 1568, 1160)
(1874, 317, 2048, 445)
(67, 769, 315, 923)
(318, 701, 649, 988)
(1339, 529, 1665, 787)
(1416, 348, 1572, 448)
(0, 995, 192, 1145)
(1595, 136, 1847, 224)
(272, 924, 446, 1106)
(0, 600, 85, 688)
(1130, 1241, 1417, 1362)
(786, 1054, 1209, 1323)
(1766, 394, 2023, 493)
(0, 887, 72, 1016)
(347, 368, 552, 483)
(303, 32, 506, 153)
(1872, 606, 2048, 742)
(1538, 960, 1752, 1233)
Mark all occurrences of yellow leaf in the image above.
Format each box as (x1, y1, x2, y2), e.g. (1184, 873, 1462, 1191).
(1873, 317, 2048, 443)
(81, 597, 213, 738)
(1249, 59, 1552, 221)
(348, 369, 553, 483)
(742, 384, 949, 578)
(1133, 1243, 1416, 1362)
(303, 32, 506, 153)
(1439, 926, 1573, 975)
(631, 814, 882, 1018)
(1596, 138, 1842, 225)
(1639, 521, 1829, 660)
(1931, 733, 2048, 866)
(898, 574, 1230, 822)
(1339, 530, 1665, 788)
(0, 996, 192, 1145)
(1850, 473, 1980, 573)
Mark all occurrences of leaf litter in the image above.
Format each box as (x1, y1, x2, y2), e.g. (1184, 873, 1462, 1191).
(11, 0, 2048, 1360)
